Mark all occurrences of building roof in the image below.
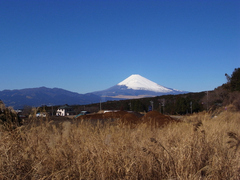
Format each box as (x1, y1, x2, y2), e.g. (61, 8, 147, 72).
(58, 104, 72, 109)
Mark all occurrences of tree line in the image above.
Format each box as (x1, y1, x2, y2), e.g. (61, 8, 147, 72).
(87, 67, 240, 114)
(2, 67, 239, 119)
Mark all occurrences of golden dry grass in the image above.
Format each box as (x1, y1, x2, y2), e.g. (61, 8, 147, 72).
(0, 109, 239, 179)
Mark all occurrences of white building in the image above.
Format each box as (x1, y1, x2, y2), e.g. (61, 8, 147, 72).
(56, 105, 75, 116)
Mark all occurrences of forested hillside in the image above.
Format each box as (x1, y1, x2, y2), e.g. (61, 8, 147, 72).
(21, 68, 240, 116)
(74, 67, 240, 114)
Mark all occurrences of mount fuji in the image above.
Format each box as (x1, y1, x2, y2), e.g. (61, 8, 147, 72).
(93, 74, 187, 99)
(0, 74, 187, 109)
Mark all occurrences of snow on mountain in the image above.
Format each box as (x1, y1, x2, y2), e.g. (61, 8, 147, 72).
(92, 74, 187, 99)
(0, 75, 187, 108)
(118, 74, 173, 93)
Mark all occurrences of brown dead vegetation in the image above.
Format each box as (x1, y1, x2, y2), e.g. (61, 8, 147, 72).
(0, 108, 240, 179)
(141, 111, 176, 128)
(77, 110, 177, 128)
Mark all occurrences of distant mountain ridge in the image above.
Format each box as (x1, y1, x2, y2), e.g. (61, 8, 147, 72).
(0, 87, 101, 109)
(0, 75, 188, 109)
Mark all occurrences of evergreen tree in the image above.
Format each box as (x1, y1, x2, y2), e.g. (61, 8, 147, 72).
(175, 97, 188, 114)
(225, 67, 240, 91)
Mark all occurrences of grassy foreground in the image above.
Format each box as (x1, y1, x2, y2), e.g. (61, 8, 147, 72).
(0, 110, 239, 179)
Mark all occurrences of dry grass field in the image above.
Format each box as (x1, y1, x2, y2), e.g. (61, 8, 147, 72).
(0, 108, 240, 179)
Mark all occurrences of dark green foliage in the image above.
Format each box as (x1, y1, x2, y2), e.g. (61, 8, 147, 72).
(84, 92, 205, 115)
(201, 68, 240, 110)
(225, 67, 240, 92)
(130, 99, 147, 112)
(43, 92, 206, 115)
(175, 97, 188, 114)
(173, 96, 203, 114)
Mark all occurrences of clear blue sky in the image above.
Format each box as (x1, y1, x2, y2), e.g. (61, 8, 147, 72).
(1, 0, 239, 93)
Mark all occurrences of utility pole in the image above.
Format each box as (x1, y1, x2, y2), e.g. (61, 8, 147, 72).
(162, 103, 164, 114)
(150, 101, 153, 111)
(49, 103, 54, 116)
(100, 100, 102, 111)
(162, 99, 165, 114)
(190, 101, 192, 114)
(207, 91, 209, 111)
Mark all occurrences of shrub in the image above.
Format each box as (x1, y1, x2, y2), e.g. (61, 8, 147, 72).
(0, 101, 22, 130)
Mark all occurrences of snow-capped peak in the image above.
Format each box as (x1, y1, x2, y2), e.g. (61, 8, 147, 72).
(118, 74, 172, 93)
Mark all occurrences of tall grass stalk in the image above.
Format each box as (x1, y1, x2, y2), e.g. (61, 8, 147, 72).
(0, 110, 239, 179)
